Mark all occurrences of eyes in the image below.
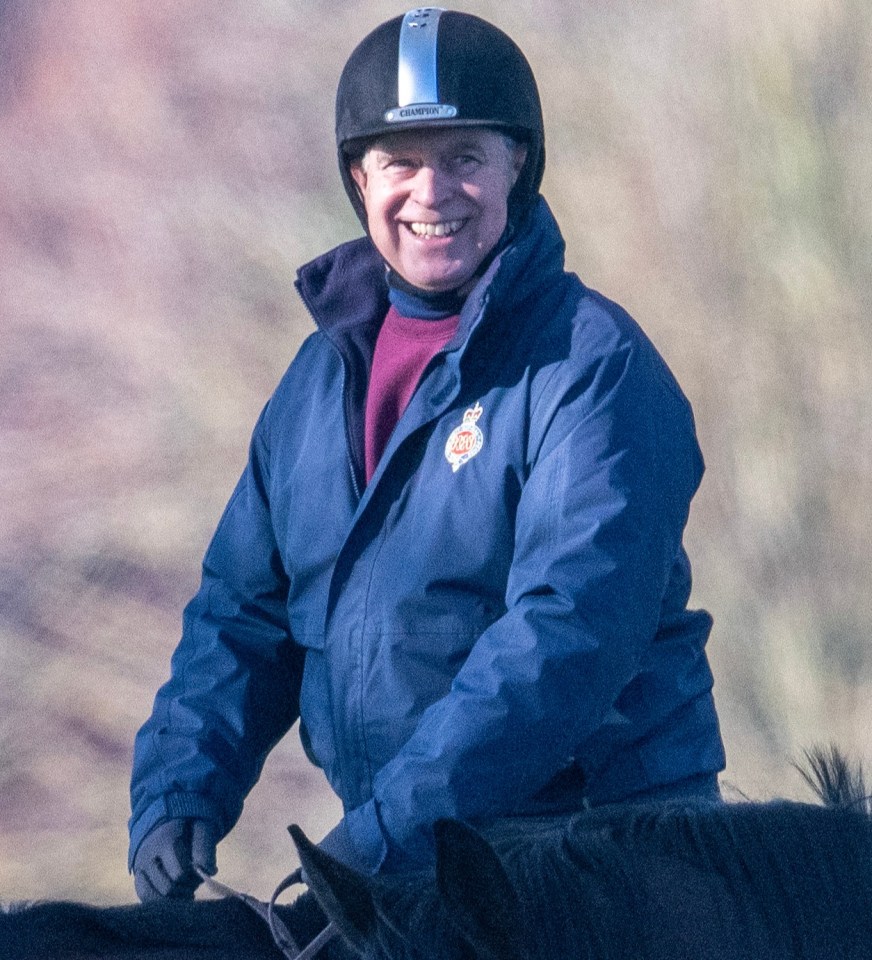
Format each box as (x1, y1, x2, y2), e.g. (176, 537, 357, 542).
(378, 151, 484, 177)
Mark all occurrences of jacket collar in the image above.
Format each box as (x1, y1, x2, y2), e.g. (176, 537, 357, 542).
(294, 235, 389, 341)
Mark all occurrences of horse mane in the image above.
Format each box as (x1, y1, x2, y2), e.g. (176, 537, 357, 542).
(473, 747, 872, 959)
(793, 743, 871, 812)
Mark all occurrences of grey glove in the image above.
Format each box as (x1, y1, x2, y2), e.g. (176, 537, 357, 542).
(132, 818, 217, 902)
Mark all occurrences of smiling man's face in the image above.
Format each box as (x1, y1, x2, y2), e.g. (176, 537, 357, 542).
(350, 127, 526, 293)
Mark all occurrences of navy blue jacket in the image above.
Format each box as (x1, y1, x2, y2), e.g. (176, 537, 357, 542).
(129, 198, 725, 873)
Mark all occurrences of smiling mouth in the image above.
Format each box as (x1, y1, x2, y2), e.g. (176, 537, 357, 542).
(406, 219, 466, 238)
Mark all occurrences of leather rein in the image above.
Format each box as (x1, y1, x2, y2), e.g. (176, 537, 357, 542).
(195, 866, 338, 960)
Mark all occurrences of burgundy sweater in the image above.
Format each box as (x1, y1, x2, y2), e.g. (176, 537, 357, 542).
(364, 305, 460, 482)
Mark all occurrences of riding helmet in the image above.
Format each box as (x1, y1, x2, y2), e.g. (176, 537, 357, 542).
(335, 8, 545, 230)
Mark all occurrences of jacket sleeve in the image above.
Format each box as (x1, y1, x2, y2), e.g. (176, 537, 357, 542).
(128, 402, 304, 868)
(332, 335, 708, 874)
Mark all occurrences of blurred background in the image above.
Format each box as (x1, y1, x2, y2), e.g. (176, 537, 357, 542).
(1, 0, 869, 903)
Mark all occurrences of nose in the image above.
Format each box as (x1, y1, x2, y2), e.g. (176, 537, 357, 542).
(409, 163, 455, 207)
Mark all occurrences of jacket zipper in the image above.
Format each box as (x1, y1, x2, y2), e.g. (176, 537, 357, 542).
(340, 351, 364, 500)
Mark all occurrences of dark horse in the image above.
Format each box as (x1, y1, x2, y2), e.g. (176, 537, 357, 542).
(3, 748, 872, 959)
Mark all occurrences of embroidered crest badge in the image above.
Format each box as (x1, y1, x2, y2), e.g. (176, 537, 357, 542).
(445, 402, 484, 473)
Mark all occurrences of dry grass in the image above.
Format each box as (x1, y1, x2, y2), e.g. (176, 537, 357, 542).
(1, 0, 870, 902)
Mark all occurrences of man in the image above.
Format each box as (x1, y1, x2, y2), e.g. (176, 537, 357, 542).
(129, 8, 725, 901)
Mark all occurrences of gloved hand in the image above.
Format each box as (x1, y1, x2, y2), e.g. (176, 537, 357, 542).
(132, 818, 218, 902)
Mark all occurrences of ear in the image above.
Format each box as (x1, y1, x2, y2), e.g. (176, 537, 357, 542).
(511, 143, 528, 184)
(349, 160, 368, 198)
(288, 824, 376, 955)
(434, 820, 527, 960)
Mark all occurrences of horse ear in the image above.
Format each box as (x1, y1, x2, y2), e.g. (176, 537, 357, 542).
(434, 819, 527, 960)
(288, 824, 376, 954)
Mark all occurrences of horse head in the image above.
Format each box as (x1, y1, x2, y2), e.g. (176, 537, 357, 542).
(289, 820, 529, 960)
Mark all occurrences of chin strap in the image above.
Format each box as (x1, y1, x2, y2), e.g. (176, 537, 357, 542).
(195, 866, 338, 960)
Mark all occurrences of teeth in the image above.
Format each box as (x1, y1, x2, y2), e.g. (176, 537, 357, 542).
(409, 220, 464, 237)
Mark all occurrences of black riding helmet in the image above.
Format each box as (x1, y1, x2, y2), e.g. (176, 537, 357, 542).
(335, 8, 545, 233)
